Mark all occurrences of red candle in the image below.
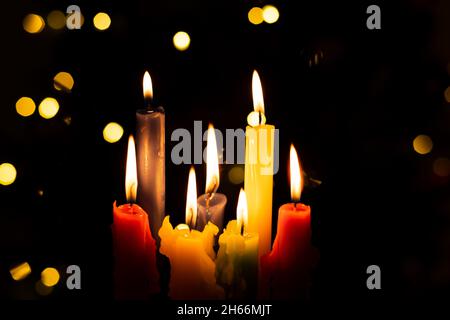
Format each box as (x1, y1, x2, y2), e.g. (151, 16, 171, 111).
(112, 135, 159, 299)
(260, 144, 318, 300)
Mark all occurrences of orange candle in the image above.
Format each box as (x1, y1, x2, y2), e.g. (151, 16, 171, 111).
(112, 135, 159, 299)
(260, 144, 318, 300)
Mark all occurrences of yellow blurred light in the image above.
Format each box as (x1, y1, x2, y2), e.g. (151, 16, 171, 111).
(23, 14, 45, 33)
(413, 135, 433, 155)
(38, 97, 59, 119)
(433, 157, 450, 177)
(248, 7, 264, 25)
(47, 10, 66, 30)
(16, 97, 36, 117)
(41, 267, 60, 287)
(262, 5, 280, 24)
(93, 12, 111, 31)
(444, 86, 450, 103)
(0, 163, 17, 186)
(103, 122, 124, 143)
(10, 262, 31, 281)
(173, 31, 191, 51)
(35, 281, 53, 296)
(228, 166, 244, 184)
(54, 71, 74, 91)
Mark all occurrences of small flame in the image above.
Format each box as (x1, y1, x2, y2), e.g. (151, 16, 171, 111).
(205, 123, 220, 197)
(252, 70, 265, 115)
(143, 71, 153, 101)
(125, 135, 138, 203)
(185, 166, 198, 228)
(236, 188, 248, 234)
(290, 144, 302, 202)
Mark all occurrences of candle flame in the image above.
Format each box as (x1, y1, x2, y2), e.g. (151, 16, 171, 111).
(252, 70, 264, 114)
(143, 71, 153, 101)
(290, 144, 303, 202)
(185, 166, 198, 228)
(237, 188, 248, 234)
(205, 123, 220, 197)
(125, 135, 138, 203)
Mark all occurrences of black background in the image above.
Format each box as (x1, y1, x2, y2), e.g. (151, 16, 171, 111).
(0, 0, 449, 305)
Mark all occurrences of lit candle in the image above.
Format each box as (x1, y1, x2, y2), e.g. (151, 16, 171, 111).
(216, 189, 259, 299)
(196, 124, 227, 232)
(159, 167, 224, 300)
(136, 71, 165, 242)
(112, 135, 159, 299)
(260, 144, 318, 300)
(244, 70, 275, 257)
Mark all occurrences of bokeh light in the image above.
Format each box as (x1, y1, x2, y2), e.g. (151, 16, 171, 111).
(41, 267, 60, 287)
(47, 10, 66, 30)
(54, 71, 74, 91)
(10, 262, 31, 281)
(38, 97, 59, 119)
(262, 5, 279, 24)
(228, 166, 245, 184)
(248, 7, 264, 25)
(103, 122, 124, 143)
(433, 157, 450, 177)
(413, 134, 433, 155)
(173, 31, 191, 51)
(23, 14, 45, 33)
(16, 97, 36, 117)
(93, 12, 111, 31)
(0, 163, 17, 186)
(444, 86, 450, 103)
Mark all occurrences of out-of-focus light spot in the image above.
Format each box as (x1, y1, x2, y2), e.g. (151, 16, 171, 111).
(41, 268, 60, 287)
(248, 7, 264, 25)
(16, 97, 36, 117)
(173, 31, 190, 51)
(64, 116, 72, 126)
(38, 97, 59, 119)
(433, 157, 450, 177)
(93, 12, 111, 31)
(444, 86, 450, 103)
(23, 14, 45, 33)
(262, 5, 279, 24)
(309, 50, 324, 67)
(37, 189, 44, 197)
(413, 134, 433, 155)
(228, 166, 244, 185)
(0, 163, 17, 186)
(47, 10, 66, 30)
(54, 71, 74, 92)
(35, 281, 53, 296)
(103, 122, 124, 143)
(10, 262, 31, 281)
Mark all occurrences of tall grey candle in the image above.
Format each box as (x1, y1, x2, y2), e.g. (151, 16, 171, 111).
(136, 71, 165, 242)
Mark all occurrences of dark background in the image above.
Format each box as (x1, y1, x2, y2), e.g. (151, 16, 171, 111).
(0, 0, 449, 304)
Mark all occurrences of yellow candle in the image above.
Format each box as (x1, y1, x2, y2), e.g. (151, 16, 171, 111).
(216, 189, 259, 299)
(159, 167, 224, 299)
(244, 70, 275, 257)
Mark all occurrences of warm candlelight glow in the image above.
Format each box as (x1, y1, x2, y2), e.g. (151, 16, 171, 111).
(205, 124, 220, 197)
(290, 144, 302, 202)
(248, 70, 266, 126)
(125, 135, 138, 203)
(143, 71, 153, 101)
(186, 166, 198, 228)
(237, 188, 248, 234)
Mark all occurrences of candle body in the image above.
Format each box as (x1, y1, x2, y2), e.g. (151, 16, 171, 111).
(112, 202, 159, 299)
(244, 124, 275, 257)
(260, 203, 317, 300)
(196, 193, 227, 232)
(159, 216, 224, 300)
(216, 220, 259, 299)
(136, 108, 165, 241)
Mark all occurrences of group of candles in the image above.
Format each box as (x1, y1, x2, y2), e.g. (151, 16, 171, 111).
(112, 71, 318, 300)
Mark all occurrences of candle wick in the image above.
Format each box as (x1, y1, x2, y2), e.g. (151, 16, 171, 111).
(258, 111, 262, 125)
